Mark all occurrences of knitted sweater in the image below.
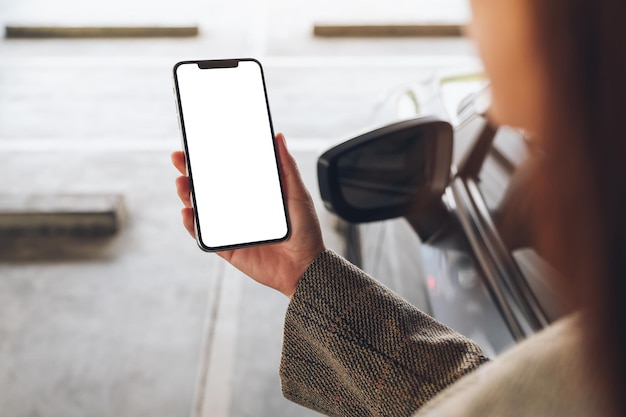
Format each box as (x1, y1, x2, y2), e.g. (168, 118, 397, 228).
(280, 250, 488, 416)
(280, 250, 609, 417)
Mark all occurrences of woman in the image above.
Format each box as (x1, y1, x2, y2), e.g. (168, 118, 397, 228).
(172, 0, 626, 415)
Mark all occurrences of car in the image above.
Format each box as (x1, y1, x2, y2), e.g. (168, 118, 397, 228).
(317, 75, 565, 357)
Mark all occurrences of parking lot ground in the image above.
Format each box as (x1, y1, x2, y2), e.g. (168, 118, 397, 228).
(0, 0, 480, 415)
(0, 143, 341, 417)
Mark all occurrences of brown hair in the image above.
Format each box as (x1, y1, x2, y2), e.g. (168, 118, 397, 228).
(529, 0, 626, 414)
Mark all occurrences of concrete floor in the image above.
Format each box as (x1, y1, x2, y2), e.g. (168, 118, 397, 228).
(0, 146, 337, 417)
(0, 0, 479, 416)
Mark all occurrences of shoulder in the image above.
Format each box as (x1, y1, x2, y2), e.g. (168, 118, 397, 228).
(415, 314, 612, 417)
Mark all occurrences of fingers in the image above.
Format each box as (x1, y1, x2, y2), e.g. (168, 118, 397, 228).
(176, 176, 192, 207)
(172, 150, 192, 207)
(176, 176, 194, 238)
(171, 151, 187, 175)
(181, 208, 196, 237)
(172, 151, 195, 238)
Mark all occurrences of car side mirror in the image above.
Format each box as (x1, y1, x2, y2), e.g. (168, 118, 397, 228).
(318, 116, 453, 234)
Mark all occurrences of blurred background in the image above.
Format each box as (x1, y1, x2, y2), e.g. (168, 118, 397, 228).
(0, 0, 478, 416)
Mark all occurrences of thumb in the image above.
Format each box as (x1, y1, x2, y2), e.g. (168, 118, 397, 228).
(275, 133, 309, 201)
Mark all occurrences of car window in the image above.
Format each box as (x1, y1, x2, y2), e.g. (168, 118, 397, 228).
(476, 127, 565, 322)
(478, 127, 527, 210)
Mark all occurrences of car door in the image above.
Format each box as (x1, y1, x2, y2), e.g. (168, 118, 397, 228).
(333, 78, 564, 357)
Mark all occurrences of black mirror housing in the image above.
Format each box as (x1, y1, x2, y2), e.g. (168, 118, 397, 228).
(318, 117, 453, 224)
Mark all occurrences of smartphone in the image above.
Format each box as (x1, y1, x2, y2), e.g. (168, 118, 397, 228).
(173, 58, 290, 251)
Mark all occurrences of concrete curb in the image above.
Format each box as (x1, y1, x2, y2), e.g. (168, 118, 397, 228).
(0, 194, 126, 237)
(4, 25, 199, 38)
(313, 23, 465, 38)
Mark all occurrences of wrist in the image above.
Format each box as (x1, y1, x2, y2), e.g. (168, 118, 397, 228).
(284, 246, 326, 298)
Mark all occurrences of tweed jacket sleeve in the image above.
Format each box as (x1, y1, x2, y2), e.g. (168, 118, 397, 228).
(280, 250, 489, 417)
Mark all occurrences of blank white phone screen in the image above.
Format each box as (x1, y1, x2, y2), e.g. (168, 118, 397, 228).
(175, 60, 288, 250)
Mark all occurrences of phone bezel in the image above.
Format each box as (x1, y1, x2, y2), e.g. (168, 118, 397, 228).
(173, 58, 291, 252)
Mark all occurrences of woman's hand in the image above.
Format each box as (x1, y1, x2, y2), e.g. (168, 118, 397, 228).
(171, 133, 325, 298)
